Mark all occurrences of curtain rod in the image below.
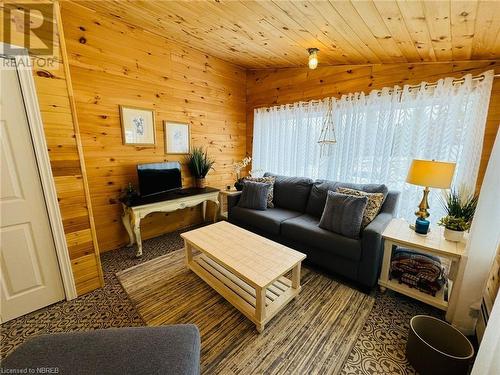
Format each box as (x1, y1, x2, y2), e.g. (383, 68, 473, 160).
(264, 72, 499, 110)
(360, 72, 499, 99)
(404, 72, 499, 89)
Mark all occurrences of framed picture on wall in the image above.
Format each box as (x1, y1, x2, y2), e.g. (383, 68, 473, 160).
(164, 121, 190, 154)
(119, 105, 156, 146)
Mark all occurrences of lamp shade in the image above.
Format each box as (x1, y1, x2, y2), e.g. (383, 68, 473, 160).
(406, 159, 456, 188)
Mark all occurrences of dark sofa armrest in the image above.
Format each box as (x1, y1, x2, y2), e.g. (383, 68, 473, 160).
(363, 212, 394, 239)
(380, 190, 400, 215)
(227, 192, 242, 218)
(357, 198, 398, 288)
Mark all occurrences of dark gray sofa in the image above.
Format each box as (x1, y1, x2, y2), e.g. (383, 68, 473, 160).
(1, 325, 200, 375)
(228, 174, 400, 289)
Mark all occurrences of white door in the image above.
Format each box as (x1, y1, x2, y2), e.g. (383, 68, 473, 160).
(0, 58, 65, 322)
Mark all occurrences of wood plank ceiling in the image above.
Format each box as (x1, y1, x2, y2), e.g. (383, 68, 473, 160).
(75, 0, 500, 69)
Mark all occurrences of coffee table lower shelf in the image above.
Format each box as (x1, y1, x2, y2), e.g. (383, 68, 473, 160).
(187, 253, 301, 333)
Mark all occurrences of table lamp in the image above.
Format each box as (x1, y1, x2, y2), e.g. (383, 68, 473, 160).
(406, 159, 456, 234)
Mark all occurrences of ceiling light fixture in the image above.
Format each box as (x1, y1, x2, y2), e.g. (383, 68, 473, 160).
(307, 48, 319, 69)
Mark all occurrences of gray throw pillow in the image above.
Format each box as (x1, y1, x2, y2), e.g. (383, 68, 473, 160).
(238, 181, 271, 211)
(336, 187, 385, 229)
(243, 176, 275, 208)
(319, 191, 368, 239)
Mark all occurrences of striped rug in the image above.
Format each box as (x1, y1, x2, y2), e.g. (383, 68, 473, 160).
(117, 249, 375, 374)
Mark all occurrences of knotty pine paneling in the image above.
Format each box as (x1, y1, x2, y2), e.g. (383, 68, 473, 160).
(1, 1, 103, 295)
(37, 65, 104, 295)
(246, 61, 500, 190)
(60, 2, 247, 252)
(78, 1, 500, 69)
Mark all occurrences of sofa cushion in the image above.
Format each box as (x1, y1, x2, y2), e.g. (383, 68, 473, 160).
(264, 173, 313, 212)
(281, 214, 362, 261)
(238, 181, 271, 210)
(305, 180, 341, 217)
(306, 180, 389, 217)
(231, 206, 302, 235)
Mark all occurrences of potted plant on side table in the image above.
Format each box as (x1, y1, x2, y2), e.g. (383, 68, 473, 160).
(438, 187, 478, 242)
(185, 147, 215, 188)
(232, 156, 252, 191)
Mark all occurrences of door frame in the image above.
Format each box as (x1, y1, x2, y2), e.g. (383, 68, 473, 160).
(1, 43, 77, 300)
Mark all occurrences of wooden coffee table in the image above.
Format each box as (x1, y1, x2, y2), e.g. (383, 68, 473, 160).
(181, 221, 306, 333)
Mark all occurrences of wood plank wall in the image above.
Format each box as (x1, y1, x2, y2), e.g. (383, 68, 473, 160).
(247, 61, 500, 189)
(6, 2, 498, 291)
(1, 2, 104, 295)
(60, 2, 247, 253)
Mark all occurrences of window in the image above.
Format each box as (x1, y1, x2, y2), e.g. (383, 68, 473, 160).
(252, 72, 494, 221)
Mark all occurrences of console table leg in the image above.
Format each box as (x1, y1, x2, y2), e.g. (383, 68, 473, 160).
(121, 209, 135, 247)
(133, 218, 142, 257)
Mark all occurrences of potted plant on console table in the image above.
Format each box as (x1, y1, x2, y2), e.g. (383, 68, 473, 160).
(438, 186, 478, 242)
(186, 147, 215, 188)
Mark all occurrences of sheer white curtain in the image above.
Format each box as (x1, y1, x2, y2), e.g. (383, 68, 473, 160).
(253, 99, 328, 178)
(252, 71, 494, 222)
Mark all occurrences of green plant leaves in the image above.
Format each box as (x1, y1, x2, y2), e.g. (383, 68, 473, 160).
(185, 147, 215, 178)
(439, 187, 478, 231)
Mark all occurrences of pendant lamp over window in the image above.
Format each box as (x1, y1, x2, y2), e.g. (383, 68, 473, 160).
(318, 98, 337, 156)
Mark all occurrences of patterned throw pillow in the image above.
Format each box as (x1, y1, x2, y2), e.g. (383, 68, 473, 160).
(243, 176, 276, 208)
(336, 187, 385, 228)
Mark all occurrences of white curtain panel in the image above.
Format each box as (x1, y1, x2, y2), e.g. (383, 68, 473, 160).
(252, 70, 494, 222)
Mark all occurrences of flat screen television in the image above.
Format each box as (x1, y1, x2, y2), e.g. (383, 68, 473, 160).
(137, 162, 182, 197)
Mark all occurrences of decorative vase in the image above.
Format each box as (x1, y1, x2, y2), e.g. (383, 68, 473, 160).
(414, 217, 430, 235)
(234, 178, 245, 191)
(195, 178, 206, 189)
(443, 228, 465, 242)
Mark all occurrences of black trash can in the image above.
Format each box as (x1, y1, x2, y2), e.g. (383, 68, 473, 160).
(406, 315, 474, 375)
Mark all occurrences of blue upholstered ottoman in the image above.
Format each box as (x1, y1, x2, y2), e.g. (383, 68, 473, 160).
(1, 325, 200, 375)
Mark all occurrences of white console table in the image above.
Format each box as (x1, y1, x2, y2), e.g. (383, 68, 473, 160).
(122, 189, 220, 257)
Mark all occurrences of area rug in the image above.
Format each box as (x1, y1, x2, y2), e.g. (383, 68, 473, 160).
(117, 249, 375, 374)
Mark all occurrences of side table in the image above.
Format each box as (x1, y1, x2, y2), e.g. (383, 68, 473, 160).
(218, 189, 241, 220)
(379, 218, 465, 311)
